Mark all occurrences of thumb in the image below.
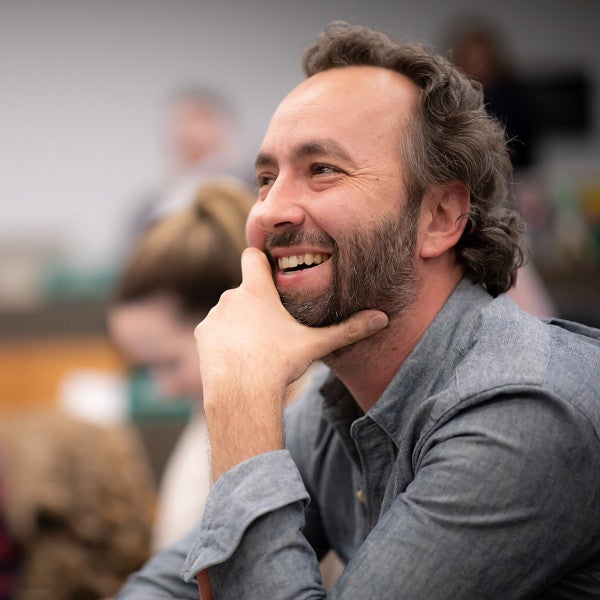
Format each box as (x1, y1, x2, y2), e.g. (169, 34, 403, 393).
(240, 247, 278, 296)
(311, 310, 389, 358)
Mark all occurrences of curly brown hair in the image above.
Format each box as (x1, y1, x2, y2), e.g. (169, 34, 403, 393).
(302, 22, 525, 296)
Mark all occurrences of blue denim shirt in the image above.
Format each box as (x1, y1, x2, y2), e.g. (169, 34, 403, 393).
(118, 279, 600, 599)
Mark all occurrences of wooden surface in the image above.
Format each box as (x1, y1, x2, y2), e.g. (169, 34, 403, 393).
(0, 335, 126, 412)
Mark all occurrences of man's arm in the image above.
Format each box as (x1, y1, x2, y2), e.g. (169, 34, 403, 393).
(194, 247, 388, 480)
(192, 247, 388, 596)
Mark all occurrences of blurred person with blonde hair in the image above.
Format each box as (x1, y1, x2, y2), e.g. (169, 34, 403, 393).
(109, 177, 253, 550)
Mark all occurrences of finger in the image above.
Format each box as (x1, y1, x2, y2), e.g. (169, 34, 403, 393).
(240, 247, 277, 294)
(311, 310, 389, 357)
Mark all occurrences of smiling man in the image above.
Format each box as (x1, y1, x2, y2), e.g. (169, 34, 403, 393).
(118, 23, 600, 599)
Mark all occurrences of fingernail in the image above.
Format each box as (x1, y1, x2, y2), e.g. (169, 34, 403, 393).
(368, 313, 388, 333)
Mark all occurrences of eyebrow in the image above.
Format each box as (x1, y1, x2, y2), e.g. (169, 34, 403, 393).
(255, 139, 356, 171)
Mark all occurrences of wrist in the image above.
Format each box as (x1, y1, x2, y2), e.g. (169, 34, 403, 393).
(203, 385, 287, 480)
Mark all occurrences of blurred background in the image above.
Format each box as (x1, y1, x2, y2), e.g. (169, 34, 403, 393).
(0, 1, 599, 595)
(1, 0, 599, 292)
(2, 0, 599, 314)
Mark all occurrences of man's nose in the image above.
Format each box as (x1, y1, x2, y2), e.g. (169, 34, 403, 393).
(253, 176, 306, 235)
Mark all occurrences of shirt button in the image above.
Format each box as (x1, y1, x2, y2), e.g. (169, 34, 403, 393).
(356, 489, 366, 504)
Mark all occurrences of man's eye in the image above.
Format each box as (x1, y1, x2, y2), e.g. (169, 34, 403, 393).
(256, 174, 275, 188)
(310, 163, 338, 176)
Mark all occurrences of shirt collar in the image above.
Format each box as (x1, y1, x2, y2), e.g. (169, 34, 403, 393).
(319, 279, 492, 445)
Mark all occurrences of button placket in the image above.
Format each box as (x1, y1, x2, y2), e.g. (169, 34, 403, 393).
(356, 488, 366, 505)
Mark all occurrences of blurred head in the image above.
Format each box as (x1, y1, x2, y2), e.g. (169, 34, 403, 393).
(109, 178, 253, 402)
(447, 22, 512, 88)
(164, 87, 238, 174)
(299, 22, 524, 296)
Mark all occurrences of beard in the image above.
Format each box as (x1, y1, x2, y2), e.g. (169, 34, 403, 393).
(265, 200, 421, 329)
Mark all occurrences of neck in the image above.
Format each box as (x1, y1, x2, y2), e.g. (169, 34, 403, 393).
(325, 266, 463, 413)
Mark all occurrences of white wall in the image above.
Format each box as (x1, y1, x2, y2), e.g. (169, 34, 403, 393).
(2, 0, 599, 266)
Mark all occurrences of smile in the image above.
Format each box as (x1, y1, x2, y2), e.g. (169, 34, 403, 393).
(278, 253, 330, 272)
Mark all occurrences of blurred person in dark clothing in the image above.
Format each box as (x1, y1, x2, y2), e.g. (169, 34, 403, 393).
(447, 20, 556, 318)
(448, 21, 535, 170)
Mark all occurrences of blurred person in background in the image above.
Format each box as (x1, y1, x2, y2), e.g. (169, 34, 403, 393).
(109, 178, 253, 550)
(130, 87, 250, 237)
(446, 20, 535, 171)
(0, 458, 19, 600)
(447, 19, 557, 318)
(0, 412, 154, 600)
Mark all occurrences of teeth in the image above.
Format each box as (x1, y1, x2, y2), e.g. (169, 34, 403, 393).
(278, 253, 326, 271)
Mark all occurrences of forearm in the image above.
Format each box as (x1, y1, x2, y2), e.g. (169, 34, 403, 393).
(203, 379, 287, 481)
(194, 248, 388, 481)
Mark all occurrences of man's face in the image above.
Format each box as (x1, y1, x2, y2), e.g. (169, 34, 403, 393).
(246, 66, 421, 326)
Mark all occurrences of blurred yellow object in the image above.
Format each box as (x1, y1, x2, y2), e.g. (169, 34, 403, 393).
(0, 336, 126, 412)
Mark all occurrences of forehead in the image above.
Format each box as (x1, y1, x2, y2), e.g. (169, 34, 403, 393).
(260, 66, 418, 161)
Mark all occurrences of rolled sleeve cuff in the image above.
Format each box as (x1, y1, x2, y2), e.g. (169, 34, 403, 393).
(181, 449, 309, 582)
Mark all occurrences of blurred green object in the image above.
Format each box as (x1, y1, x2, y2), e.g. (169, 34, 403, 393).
(42, 262, 118, 302)
(127, 367, 192, 422)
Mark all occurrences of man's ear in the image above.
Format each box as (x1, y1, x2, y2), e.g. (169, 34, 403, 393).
(418, 182, 470, 259)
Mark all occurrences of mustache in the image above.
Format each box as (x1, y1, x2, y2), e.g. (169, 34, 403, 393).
(265, 227, 334, 248)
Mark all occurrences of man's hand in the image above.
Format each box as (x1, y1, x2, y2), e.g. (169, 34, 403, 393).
(195, 247, 388, 479)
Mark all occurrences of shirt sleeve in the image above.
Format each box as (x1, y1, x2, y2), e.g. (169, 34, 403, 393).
(179, 392, 600, 599)
(181, 451, 314, 578)
(116, 526, 200, 599)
